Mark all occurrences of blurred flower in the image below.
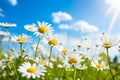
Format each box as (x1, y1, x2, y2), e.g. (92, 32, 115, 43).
(91, 60, 109, 71)
(0, 60, 6, 70)
(0, 31, 9, 36)
(75, 41, 83, 48)
(2, 37, 9, 42)
(42, 34, 61, 47)
(34, 21, 54, 37)
(11, 34, 31, 43)
(18, 62, 46, 79)
(40, 60, 53, 68)
(97, 34, 120, 48)
(76, 64, 87, 70)
(57, 45, 69, 54)
(0, 22, 16, 28)
(24, 24, 37, 32)
(63, 53, 83, 68)
(31, 44, 45, 53)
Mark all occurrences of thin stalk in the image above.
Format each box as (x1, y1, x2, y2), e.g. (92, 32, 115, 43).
(6, 28, 10, 49)
(12, 62, 20, 79)
(74, 68, 76, 80)
(97, 70, 100, 80)
(48, 46, 53, 67)
(106, 48, 115, 80)
(20, 43, 23, 58)
(34, 37, 40, 58)
(47, 46, 53, 79)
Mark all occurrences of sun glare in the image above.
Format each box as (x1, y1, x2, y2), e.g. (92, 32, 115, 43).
(106, 0, 120, 33)
(106, 0, 120, 9)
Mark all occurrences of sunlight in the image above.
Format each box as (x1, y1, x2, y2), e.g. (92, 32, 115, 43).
(106, 0, 120, 9)
(105, 0, 120, 33)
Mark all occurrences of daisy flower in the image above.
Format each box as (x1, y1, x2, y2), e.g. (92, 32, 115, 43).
(34, 21, 54, 37)
(57, 40, 71, 54)
(40, 60, 53, 68)
(62, 53, 83, 68)
(0, 22, 16, 28)
(97, 34, 120, 48)
(0, 31, 9, 36)
(11, 34, 31, 43)
(42, 34, 62, 47)
(24, 23, 37, 32)
(76, 64, 87, 70)
(18, 62, 46, 79)
(31, 43, 45, 53)
(91, 60, 109, 71)
(2, 37, 9, 42)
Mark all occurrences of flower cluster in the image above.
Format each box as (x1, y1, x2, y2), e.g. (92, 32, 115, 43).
(0, 21, 120, 80)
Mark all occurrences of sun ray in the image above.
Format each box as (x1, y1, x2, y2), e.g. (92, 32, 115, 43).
(105, 0, 120, 33)
(107, 9, 119, 33)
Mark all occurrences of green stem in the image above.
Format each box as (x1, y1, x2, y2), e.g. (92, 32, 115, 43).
(12, 62, 20, 79)
(6, 28, 10, 49)
(97, 70, 100, 80)
(106, 48, 115, 80)
(74, 68, 76, 80)
(48, 46, 53, 67)
(20, 43, 23, 58)
(47, 46, 53, 79)
(35, 37, 40, 58)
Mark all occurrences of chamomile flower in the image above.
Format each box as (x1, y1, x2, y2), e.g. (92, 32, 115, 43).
(2, 37, 9, 42)
(76, 64, 87, 70)
(34, 21, 54, 37)
(41, 60, 53, 68)
(24, 24, 37, 32)
(0, 31, 9, 36)
(91, 60, 109, 71)
(42, 34, 62, 47)
(98, 34, 120, 48)
(0, 22, 16, 28)
(63, 53, 83, 68)
(31, 44, 45, 53)
(11, 34, 31, 43)
(57, 45, 69, 54)
(18, 62, 46, 79)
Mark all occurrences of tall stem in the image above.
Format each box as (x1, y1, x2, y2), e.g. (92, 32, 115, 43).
(48, 46, 53, 67)
(74, 68, 76, 80)
(35, 37, 40, 58)
(6, 28, 10, 49)
(106, 48, 115, 80)
(20, 43, 23, 58)
(97, 70, 100, 80)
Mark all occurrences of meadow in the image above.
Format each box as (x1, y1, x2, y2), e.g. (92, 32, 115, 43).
(0, 21, 120, 80)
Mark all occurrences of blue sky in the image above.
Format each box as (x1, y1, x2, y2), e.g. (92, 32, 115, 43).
(0, 0, 120, 36)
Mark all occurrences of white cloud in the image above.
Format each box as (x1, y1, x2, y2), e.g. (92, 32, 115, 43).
(52, 11, 72, 23)
(9, 0, 17, 6)
(58, 20, 99, 32)
(59, 24, 71, 29)
(73, 21, 98, 32)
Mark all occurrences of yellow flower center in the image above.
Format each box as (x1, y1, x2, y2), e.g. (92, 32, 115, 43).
(103, 42, 112, 48)
(27, 67, 36, 74)
(48, 39, 57, 46)
(62, 49, 69, 53)
(38, 26, 47, 34)
(41, 61, 47, 65)
(5, 24, 9, 28)
(17, 37, 26, 43)
(69, 58, 77, 64)
(96, 64, 103, 69)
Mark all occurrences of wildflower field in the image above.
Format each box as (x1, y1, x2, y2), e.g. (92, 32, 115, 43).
(0, 21, 120, 80)
(1, 0, 120, 80)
